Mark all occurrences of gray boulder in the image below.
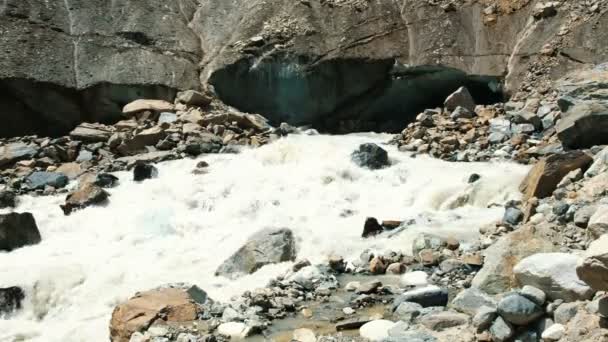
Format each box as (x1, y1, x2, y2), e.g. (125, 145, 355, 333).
(216, 228, 297, 279)
(419, 311, 469, 331)
(497, 293, 543, 326)
(473, 306, 497, 330)
(0, 212, 41, 252)
(351, 143, 390, 170)
(472, 226, 556, 294)
(514, 253, 594, 301)
(26, 172, 69, 190)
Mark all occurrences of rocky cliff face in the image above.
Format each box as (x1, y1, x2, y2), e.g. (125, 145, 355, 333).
(2, 0, 607, 136)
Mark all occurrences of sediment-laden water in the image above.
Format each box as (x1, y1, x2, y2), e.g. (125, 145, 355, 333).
(0, 134, 529, 342)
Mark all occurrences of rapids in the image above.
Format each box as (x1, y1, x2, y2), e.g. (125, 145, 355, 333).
(0, 133, 529, 341)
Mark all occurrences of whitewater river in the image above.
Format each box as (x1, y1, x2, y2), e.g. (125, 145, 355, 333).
(0, 133, 529, 341)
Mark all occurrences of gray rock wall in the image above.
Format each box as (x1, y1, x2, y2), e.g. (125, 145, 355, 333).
(1, 0, 607, 136)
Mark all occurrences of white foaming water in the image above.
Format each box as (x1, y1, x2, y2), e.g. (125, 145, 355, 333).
(0, 134, 529, 341)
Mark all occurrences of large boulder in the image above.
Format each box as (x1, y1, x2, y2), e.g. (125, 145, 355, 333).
(215, 228, 297, 279)
(472, 226, 556, 294)
(577, 234, 608, 291)
(109, 286, 208, 342)
(514, 253, 594, 301)
(0, 212, 41, 252)
(519, 151, 592, 201)
(556, 65, 608, 149)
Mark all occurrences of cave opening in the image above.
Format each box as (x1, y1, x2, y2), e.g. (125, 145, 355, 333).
(209, 56, 505, 133)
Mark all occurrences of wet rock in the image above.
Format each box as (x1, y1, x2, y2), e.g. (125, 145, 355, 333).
(25, 172, 68, 190)
(95, 173, 119, 188)
(490, 316, 514, 342)
(61, 183, 109, 215)
(351, 143, 389, 170)
(133, 163, 158, 182)
(215, 228, 296, 279)
(382, 220, 402, 230)
(362, 217, 383, 238)
(412, 233, 446, 256)
(177, 90, 212, 107)
(473, 306, 497, 330)
(200, 112, 269, 132)
(393, 286, 448, 309)
(497, 293, 543, 325)
(110, 285, 207, 342)
(514, 253, 593, 301)
(519, 151, 592, 200)
(0, 286, 25, 315)
(0, 142, 38, 167)
(444, 87, 475, 113)
(359, 320, 396, 341)
(122, 99, 174, 117)
(451, 288, 496, 315)
(0, 190, 16, 208)
(0, 212, 41, 252)
(541, 323, 565, 341)
(419, 311, 469, 331)
(577, 234, 608, 291)
(468, 173, 481, 183)
(69, 123, 113, 143)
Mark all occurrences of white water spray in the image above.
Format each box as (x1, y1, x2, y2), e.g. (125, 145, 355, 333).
(0, 134, 529, 341)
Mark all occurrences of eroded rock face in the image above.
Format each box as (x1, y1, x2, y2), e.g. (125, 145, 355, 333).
(3, 1, 607, 135)
(215, 228, 297, 279)
(0, 0, 200, 137)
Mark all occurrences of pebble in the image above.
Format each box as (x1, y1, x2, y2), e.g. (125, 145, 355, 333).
(359, 320, 396, 341)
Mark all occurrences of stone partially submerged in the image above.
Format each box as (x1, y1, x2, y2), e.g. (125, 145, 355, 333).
(215, 228, 297, 279)
(0, 212, 41, 252)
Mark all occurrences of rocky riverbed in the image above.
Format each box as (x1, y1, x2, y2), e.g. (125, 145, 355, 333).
(2, 61, 608, 342)
(3, 1, 608, 341)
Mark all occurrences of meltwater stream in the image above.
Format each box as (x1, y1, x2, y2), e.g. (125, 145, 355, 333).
(0, 134, 529, 342)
